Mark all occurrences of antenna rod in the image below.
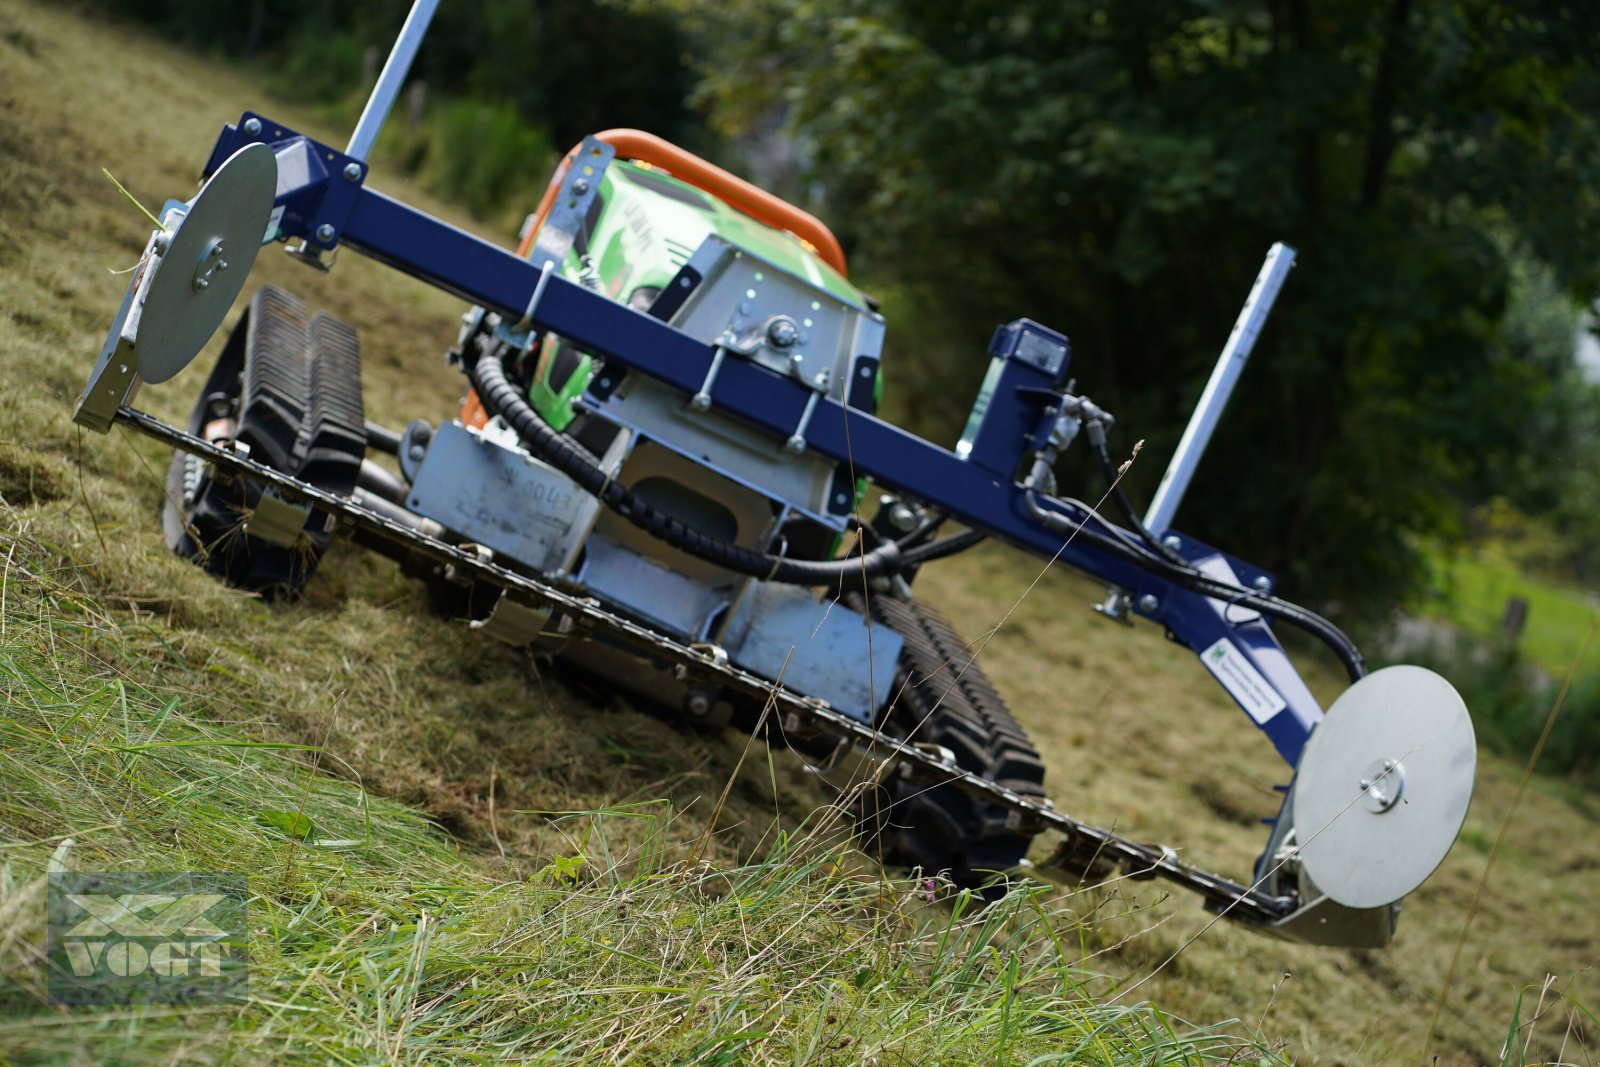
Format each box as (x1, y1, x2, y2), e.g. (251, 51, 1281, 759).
(1143, 242, 1296, 535)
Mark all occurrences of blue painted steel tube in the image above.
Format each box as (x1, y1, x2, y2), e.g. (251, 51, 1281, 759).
(1143, 243, 1296, 535)
(345, 0, 440, 163)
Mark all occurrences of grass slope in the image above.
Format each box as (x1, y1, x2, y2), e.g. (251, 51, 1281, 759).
(0, 1, 1595, 1062)
(2, 535, 1271, 1064)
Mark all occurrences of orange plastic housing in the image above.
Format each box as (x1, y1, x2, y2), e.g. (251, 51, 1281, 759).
(515, 128, 848, 276)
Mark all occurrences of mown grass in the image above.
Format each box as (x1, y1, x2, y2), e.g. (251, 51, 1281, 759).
(0, 1, 1597, 1063)
(0, 530, 1284, 1065)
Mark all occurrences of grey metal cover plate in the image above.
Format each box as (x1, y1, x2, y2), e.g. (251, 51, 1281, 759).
(1293, 665, 1476, 909)
(408, 421, 589, 574)
(719, 582, 902, 723)
(138, 143, 277, 383)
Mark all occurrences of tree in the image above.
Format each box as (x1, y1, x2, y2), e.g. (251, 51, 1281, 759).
(655, 0, 1600, 617)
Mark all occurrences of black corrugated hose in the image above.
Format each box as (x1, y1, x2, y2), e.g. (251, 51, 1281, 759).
(466, 343, 979, 586)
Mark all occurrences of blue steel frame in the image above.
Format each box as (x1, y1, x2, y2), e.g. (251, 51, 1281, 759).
(203, 112, 1327, 768)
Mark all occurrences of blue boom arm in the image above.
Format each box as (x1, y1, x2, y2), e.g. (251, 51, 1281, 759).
(204, 112, 1338, 768)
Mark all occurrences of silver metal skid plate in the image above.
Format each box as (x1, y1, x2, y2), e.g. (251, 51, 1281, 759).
(137, 143, 277, 383)
(720, 582, 903, 723)
(1293, 665, 1476, 909)
(407, 421, 592, 574)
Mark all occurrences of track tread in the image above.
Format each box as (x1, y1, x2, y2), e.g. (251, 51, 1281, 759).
(164, 286, 365, 595)
(301, 311, 366, 495)
(847, 592, 1046, 888)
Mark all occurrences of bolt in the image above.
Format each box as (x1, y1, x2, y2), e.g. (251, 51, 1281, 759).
(316, 223, 335, 243)
(684, 688, 713, 717)
(834, 492, 850, 506)
(573, 178, 590, 195)
(243, 117, 262, 135)
(1137, 594, 1160, 613)
(1252, 574, 1272, 592)
(343, 162, 363, 182)
(859, 364, 874, 378)
(194, 277, 209, 290)
(813, 371, 829, 387)
(786, 434, 806, 454)
(789, 352, 804, 367)
(217, 260, 229, 271)
(408, 444, 426, 463)
(886, 502, 917, 532)
(1162, 534, 1181, 551)
(690, 392, 712, 412)
(766, 316, 800, 349)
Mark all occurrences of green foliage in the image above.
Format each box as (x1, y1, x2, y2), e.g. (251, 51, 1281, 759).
(375, 96, 556, 230)
(1422, 520, 1599, 674)
(660, 0, 1600, 619)
(268, 22, 368, 104)
(84, 0, 701, 150)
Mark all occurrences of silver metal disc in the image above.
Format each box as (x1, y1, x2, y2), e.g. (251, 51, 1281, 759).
(137, 143, 277, 383)
(1293, 665, 1476, 909)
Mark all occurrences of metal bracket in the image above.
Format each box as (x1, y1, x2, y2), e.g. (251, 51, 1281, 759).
(74, 234, 154, 432)
(529, 136, 615, 272)
(245, 490, 312, 548)
(1092, 587, 1135, 626)
(802, 737, 896, 793)
(785, 389, 822, 454)
(690, 346, 727, 412)
(469, 593, 553, 645)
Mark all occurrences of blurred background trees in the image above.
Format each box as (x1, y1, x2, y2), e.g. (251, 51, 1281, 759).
(83, 0, 1600, 624)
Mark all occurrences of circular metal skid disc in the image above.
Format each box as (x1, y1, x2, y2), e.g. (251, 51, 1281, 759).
(137, 142, 277, 383)
(1293, 665, 1476, 909)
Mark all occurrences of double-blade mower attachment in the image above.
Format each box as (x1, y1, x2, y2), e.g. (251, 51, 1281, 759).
(76, 9, 1477, 949)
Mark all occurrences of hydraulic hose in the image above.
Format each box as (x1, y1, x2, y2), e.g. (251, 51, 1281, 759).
(1092, 440, 1187, 566)
(467, 343, 954, 587)
(1025, 490, 1366, 682)
(900, 527, 985, 566)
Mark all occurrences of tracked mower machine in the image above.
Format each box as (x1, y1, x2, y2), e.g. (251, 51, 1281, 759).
(76, 2, 1478, 947)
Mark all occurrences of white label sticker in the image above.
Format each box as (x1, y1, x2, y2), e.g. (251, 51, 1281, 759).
(1200, 638, 1286, 724)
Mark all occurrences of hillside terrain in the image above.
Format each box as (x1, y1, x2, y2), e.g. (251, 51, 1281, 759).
(1, 2, 1597, 1063)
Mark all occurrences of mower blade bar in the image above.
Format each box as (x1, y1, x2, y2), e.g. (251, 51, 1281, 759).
(119, 405, 1296, 925)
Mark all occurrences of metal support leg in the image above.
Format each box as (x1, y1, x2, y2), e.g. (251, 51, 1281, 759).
(1143, 243, 1296, 534)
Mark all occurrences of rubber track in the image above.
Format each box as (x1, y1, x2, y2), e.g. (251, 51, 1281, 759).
(236, 286, 310, 471)
(300, 312, 366, 496)
(166, 286, 365, 594)
(848, 592, 1046, 887)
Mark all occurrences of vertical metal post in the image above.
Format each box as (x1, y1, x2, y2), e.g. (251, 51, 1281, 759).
(1142, 242, 1297, 535)
(345, 0, 441, 163)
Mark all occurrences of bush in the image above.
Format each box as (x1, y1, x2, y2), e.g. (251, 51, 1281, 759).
(374, 96, 555, 232)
